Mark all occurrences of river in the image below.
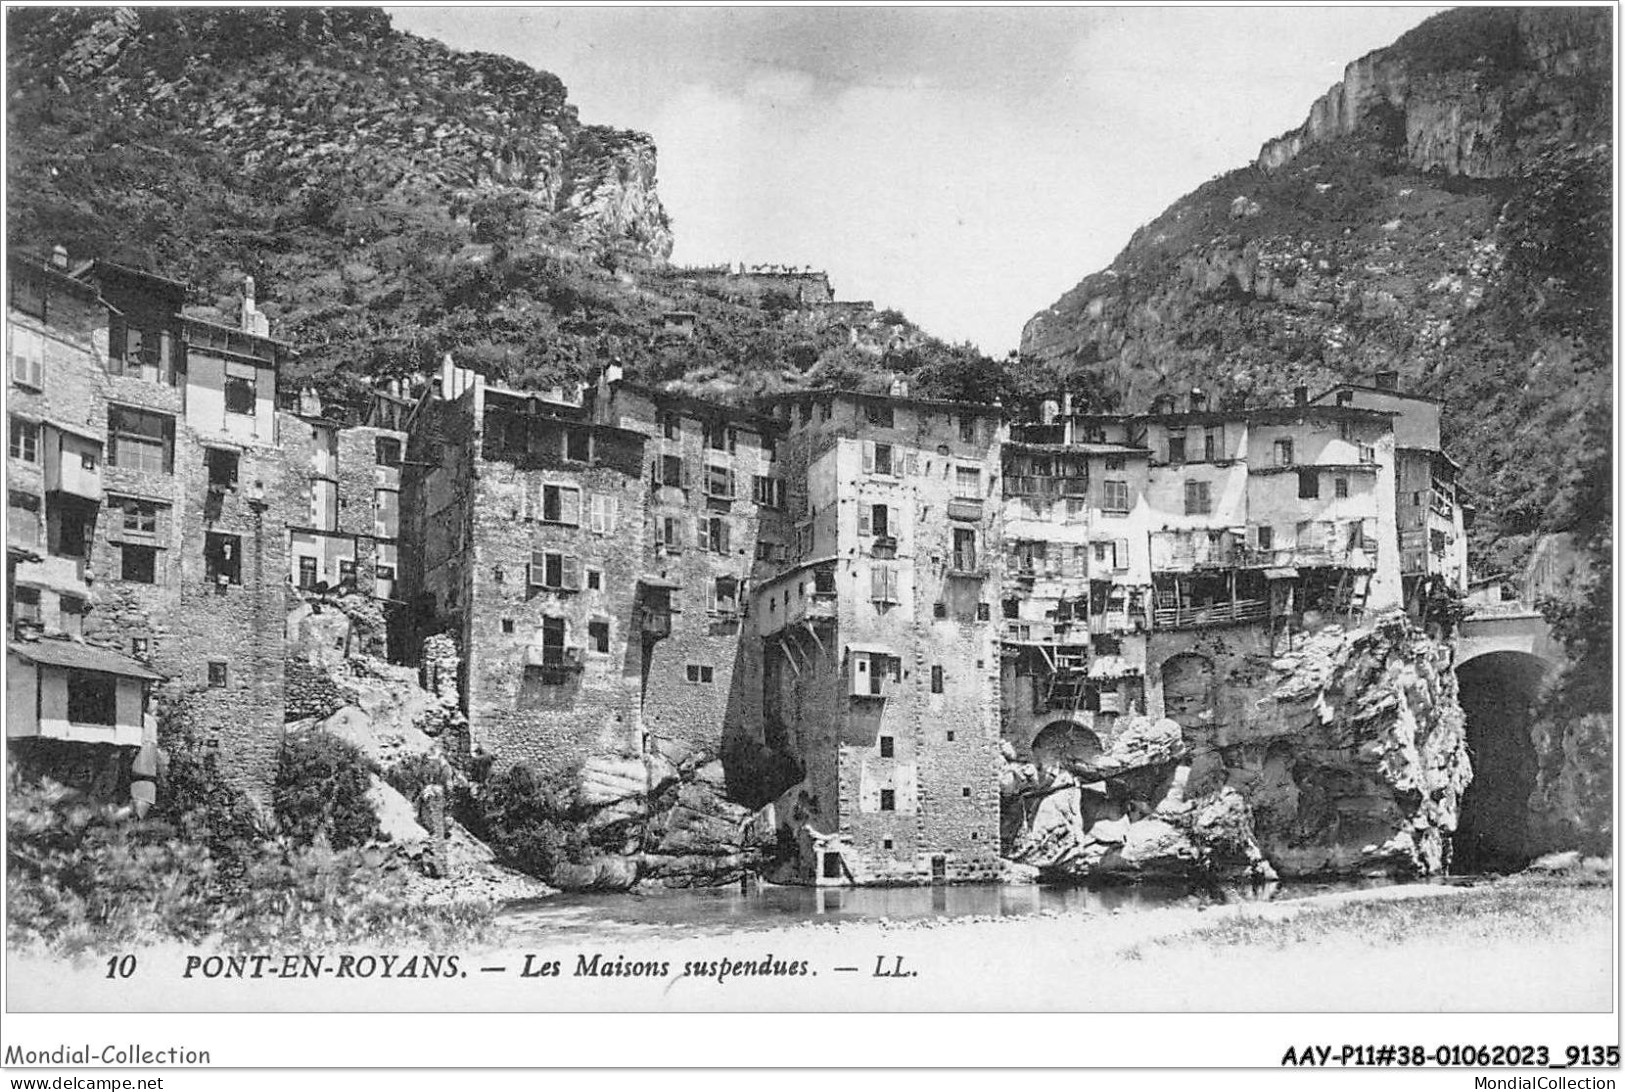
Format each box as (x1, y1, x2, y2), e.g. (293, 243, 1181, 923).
(498, 875, 1425, 941)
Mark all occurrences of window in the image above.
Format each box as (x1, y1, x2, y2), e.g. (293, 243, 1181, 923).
(879, 735, 895, 758)
(66, 670, 117, 725)
(752, 475, 785, 508)
(976, 602, 991, 621)
(659, 516, 684, 551)
(297, 556, 318, 589)
(1113, 539, 1130, 571)
(1338, 420, 1354, 442)
(1298, 470, 1320, 499)
(1334, 476, 1350, 499)
(686, 664, 715, 684)
(374, 489, 399, 537)
(1257, 525, 1274, 552)
(376, 564, 396, 582)
(1358, 444, 1377, 465)
(1105, 455, 1125, 471)
(11, 277, 46, 319)
(962, 787, 972, 798)
(564, 427, 591, 463)
(12, 586, 41, 627)
(8, 491, 40, 547)
(120, 543, 157, 583)
(659, 454, 685, 488)
(588, 494, 618, 534)
(879, 789, 896, 812)
(589, 620, 610, 653)
(502, 618, 515, 634)
(1203, 428, 1221, 462)
(870, 504, 891, 539)
(1167, 430, 1186, 463)
(660, 412, 680, 440)
(933, 601, 947, 619)
(955, 466, 981, 498)
(1184, 480, 1211, 515)
(868, 442, 895, 476)
(529, 550, 581, 591)
(959, 416, 977, 444)
(224, 374, 257, 416)
(375, 437, 402, 466)
(523, 616, 562, 667)
(108, 407, 174, 474)
(946, 731, 955, 742)
(1336, 390, 1354, 406)
(205, 533, 242, 585)
(699, 516, 731, 554)
(120, 499, 159, 536)
(207, 661, 229, 688)
(953, 527, 978, 571)
(931, 665, 944, 693)
(541, 484, 581, 525)
(131, 637, 149, 658)
(586, 568, 602, 591)
(705, 463, 735, 498)
(866, 403, 894, 428)
(703, 423, 737, 453)
(1274, 438, 1295, 466)
(1103, 479, 1129, 513)
(869, 564, 899, 603)
(9, 326, 43, 388)
(206, 448, 239, 489)
(712, 576, 740, 616)
(9, 416, 38, 462)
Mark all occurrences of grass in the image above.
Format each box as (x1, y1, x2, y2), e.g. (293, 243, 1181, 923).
(1120, 864, 1612, 960)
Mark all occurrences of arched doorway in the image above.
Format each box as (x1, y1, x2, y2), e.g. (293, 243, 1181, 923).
(1031, 720, 1103, 771)
(1160, 652, 1215, 729)
(1452, 651, 1549, 873)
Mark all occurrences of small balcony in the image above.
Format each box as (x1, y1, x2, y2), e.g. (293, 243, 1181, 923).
(1153, 598, 1269, 630)
(523, 645, 585, 679)
(637, 607, 672, 639)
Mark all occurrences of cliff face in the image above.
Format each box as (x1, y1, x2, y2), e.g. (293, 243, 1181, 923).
(1257, 8, 1610, 177)
(1004, 616, 1469, 880)
(7, 7, 671, 262)
(1022, 6, 1611, 576)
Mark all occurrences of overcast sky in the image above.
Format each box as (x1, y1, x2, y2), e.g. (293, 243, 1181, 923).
(386, 5, 1448, 355)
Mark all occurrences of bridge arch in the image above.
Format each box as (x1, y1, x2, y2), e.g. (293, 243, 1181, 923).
(1451, 644, 1555, 874)
(1030, 720, 1102, 771)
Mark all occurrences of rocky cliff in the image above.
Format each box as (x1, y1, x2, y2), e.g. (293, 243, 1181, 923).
(1022, 6, 1611, 577)
(1004, 616, 1470, 880)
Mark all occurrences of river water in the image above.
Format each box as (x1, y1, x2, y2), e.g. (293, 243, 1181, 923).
(499, 876, 1422, 941)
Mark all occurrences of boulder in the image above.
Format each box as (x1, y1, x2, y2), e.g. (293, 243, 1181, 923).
(551, 856, 640, 893)
(576, 754, 649, 808)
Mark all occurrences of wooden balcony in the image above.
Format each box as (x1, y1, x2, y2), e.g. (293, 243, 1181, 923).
(1153, 598, 1269, 630)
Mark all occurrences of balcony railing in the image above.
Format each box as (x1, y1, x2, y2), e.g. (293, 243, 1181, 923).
(1153, 597, 1269, 630)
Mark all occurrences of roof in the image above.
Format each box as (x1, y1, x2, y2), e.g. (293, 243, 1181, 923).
(613, 380, 784, 433)
(1312, 382, 1444, 406)
(1005, 440, 1150, 457)
(1067, 405, 1395, 427)
(638, 574, 682, 590)
(761, 387, 1004, 418)
(845, 642, 899, 657)
(9, 255, 104, 301)
(9, 638, 163, 680)
(85, 258, 190, 292)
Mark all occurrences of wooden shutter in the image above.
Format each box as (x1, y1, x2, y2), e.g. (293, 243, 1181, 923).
(696, 517, 709, 551)
(608, 496, 619, 534)
(1114, 539, 1129, 570)
(858, 506, 871, 535)
(862, 442, 875, 474)
(562, 555, 581, 591)
(870, 565, 886, 601)
(718, 520, 731, 555)
(903, 451, 919, 476)
(885, 566, 899, 602)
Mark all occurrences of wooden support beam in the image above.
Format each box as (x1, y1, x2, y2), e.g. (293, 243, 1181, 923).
(802, 619, 826, 656)
(778, 636, 802, 676)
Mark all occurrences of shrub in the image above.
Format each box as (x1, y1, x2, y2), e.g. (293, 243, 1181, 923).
(274, 731, 379, 849)
(7, 775, 493, 955)
(476, 764, 571, 878)
(385, 752, 447, 805)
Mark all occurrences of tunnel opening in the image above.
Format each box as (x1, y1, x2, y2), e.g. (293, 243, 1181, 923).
(1451, 652, 1547, 874)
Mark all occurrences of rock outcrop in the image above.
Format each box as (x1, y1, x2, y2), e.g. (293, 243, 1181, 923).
(1003, 615, 1469, 880)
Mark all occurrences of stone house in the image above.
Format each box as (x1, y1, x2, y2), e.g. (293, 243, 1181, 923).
(753, 390, 1006, 885)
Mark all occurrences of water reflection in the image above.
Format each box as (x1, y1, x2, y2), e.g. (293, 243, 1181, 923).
(498, 875, 1408, 940)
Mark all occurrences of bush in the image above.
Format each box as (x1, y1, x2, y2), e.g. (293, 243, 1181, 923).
(274, 731, 379, 849)
(384, 752, 447, 805)
(476, 764, 573, 878)
(7, 776, 493, 955)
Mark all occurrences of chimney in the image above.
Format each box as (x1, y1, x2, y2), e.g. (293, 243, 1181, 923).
(1060, 391, 1074, 418)
(50, 244, 69, 270)
(1188, 387, 1208, 413)
(240, 275, 270, 337)
(1039, 399, 1059, 425)
(889, 376, 909, 398)
(1294, 385, 1309, 405)
(1374, 370, 1399, 391)
(299, 386, 323, 418)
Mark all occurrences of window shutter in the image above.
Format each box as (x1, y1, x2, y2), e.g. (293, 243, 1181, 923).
(683, 458, 693, 488)
(858, 506, 871, 535)
(903, 451, 918, 476)
(886, 566, 899, 602)
(862, 442, 875, 474)
(608, 496, 619, 534)
(563, 488, 582, 525)
(696, 517, 708, 550)
(726, 469, 737, 498)
(870, 565, 886, 601)
(1114, 539, 1130, 569)
(718, 521, 731, 555)
(706, 581, 718, 613)
(562, 555, 581, 590)
(1362, 518, 1379, 552)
